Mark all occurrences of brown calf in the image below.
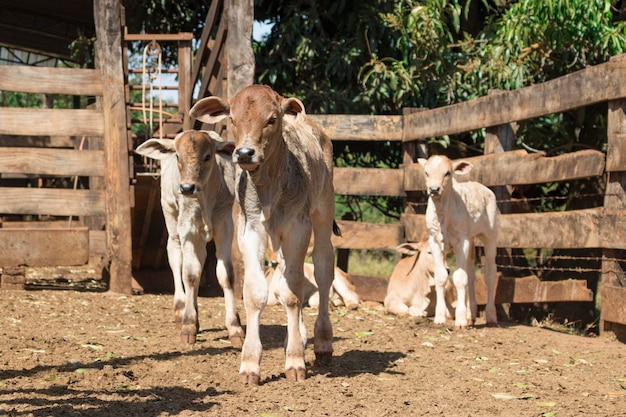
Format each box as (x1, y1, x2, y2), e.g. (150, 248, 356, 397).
(191, 85, 336, 384)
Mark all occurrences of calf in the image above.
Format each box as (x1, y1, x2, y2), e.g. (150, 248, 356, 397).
(135, 130, 244, 346)
(418, 155, 498, 329)
(266, 261, 361, 310)
(191, 85, 336, 384)
(384, 241, 454, 318)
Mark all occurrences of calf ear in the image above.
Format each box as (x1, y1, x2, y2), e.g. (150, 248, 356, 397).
(190, 96, 231, 124)
(135, 138, 175, 160)
(417, 158, 427, 167)
(396, 242, 419, 256)
(453, 160, 473, 176)
(282, 97, 306, 120)
(215, 141, 236, 161)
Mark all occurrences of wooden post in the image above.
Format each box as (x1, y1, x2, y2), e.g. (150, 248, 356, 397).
(94, 0, 133, 295)
(178, 36, 192, 130)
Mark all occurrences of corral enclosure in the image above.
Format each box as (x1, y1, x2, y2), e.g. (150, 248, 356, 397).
(1, 0, 626, 341)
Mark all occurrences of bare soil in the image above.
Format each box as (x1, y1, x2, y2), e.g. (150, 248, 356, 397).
(1, 289, 625, 417)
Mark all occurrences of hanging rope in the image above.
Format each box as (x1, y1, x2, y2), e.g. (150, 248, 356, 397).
(141, 40, 163, 141)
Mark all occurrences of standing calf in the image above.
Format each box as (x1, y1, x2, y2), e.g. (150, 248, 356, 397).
(135, 130, 244, 345)
(418, 155, 498, 329)
(191, 85, 336, 384)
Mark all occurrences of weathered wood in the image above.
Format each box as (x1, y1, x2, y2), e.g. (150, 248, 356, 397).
(600, 284, 626, 326)
(402, 208, 604, 249)
(404, 149, 605, 191)
(350, 274, 388, 303)
(0, 66, 103, 96)
(226, 0, 254, 97)
(0, 148, 104, 176)
(94, 0, 133, 294)
(0, 228, 89, 266)
(309, 115, 404, 141)
(0, 187, 105, 216)
(334, 167, 404, 196)
(332, 220, 404, 251)
(0, 108, 104, 137)
(404, 57, 626, 141)
(475, 275, 594, 305)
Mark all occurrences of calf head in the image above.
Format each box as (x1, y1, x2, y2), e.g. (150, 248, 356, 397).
(190, 84, 306, 172)
(135, 130, 235, 195)
(396, 241, 435, 280)
(418, 155, 472, 200)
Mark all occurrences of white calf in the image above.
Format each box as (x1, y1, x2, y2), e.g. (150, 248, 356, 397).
(191, 85, 336, 384)
(418, 155, 498, 329)
(135, 130, 244, 346)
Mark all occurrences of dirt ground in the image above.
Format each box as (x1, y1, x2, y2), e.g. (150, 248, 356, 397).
(0, 289, 624, 417)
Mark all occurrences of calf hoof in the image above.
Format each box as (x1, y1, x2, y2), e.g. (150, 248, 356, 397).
(486, 321, 498, 328)
(180, 332, 197, 344)
(229, 334, 244, 348)
(285, 368, 306, 382)
(239, 372, 260, 385)
(314, 351, 333, 366)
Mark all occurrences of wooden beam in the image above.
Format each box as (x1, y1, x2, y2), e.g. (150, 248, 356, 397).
(0, 108, 104, 137)
(0, 66, 103, 96)
(332, 220, 404, 251)
(404, 149, 605, 190)
(403, 56, 626, 141)
(94, 0, 133, 295)
(309, 115, 403, 141)
(0, 228, 89, 266)
(600, 284, 626, 326)
(0, 188, 105, 216)
(475, 275, 594, 305)
(334, 167, 404, 196)
(0, 148, 104, 176)
(402, 208, 604, 249)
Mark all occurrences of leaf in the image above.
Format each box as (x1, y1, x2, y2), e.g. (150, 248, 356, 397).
(489, 367, 499, 373)
(421, 342, 435, 348)
(542, 412, 558, 417)
(537, 401, 556, 407)
(75, 368, 90, 373)
(354, 331, 373, 339)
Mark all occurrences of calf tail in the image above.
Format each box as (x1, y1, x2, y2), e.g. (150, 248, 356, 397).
(333, 220, 342, 237)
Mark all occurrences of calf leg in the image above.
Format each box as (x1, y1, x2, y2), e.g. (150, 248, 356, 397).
(238, 216, 267, 385)
(213, 223, 245, 347)
(483, 239, 499, 326)
(279, 226, 311, 381)
(311, 220, 334, 366)
(179, 236, 205, 343)
(452, 241, 471, 329)
(166, 235, 185, 328)
(429, 236, 449, 325)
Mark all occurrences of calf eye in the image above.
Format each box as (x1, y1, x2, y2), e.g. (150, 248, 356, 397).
(267, 117, 276, 126)
(204, 154, 212, 162)
(230, 118, 237, 127)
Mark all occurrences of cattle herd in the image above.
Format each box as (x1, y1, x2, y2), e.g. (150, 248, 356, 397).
(135, 84, 499, 385)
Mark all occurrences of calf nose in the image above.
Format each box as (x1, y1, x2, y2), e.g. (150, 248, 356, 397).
(428, 186, 441, 196)
(235, 147, 255, 161)
(179, 183, 197, 195)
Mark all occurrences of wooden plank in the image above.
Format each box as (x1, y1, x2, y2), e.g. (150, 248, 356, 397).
(89, 230, 107, 257)
(402, 208, 603, 249)
(475, 275, 594, 305)
(334, 167, 404, 196)
(309, 115, 403, 141)
(0, 228, 89, 266)
(95, 0, 134, 294)
(0, 148, 104, 176)
(0, 187, 105, 216)
(0, 66, 103, 96)
(606, 133, 626, 172)
(350, 274, 388, 303)
(404, 57, 626, 141)
(0, 108, 104, 137)
(404, 149, 605, 190)
(600, 284, 626, 326)
(332, 220, 404, 251)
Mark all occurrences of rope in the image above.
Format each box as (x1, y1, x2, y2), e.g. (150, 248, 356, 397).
(141, 40, 163, 141)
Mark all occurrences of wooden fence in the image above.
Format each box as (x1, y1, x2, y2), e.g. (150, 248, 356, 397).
(0, 1, 132, 294)
(309, 54, 626, 335)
